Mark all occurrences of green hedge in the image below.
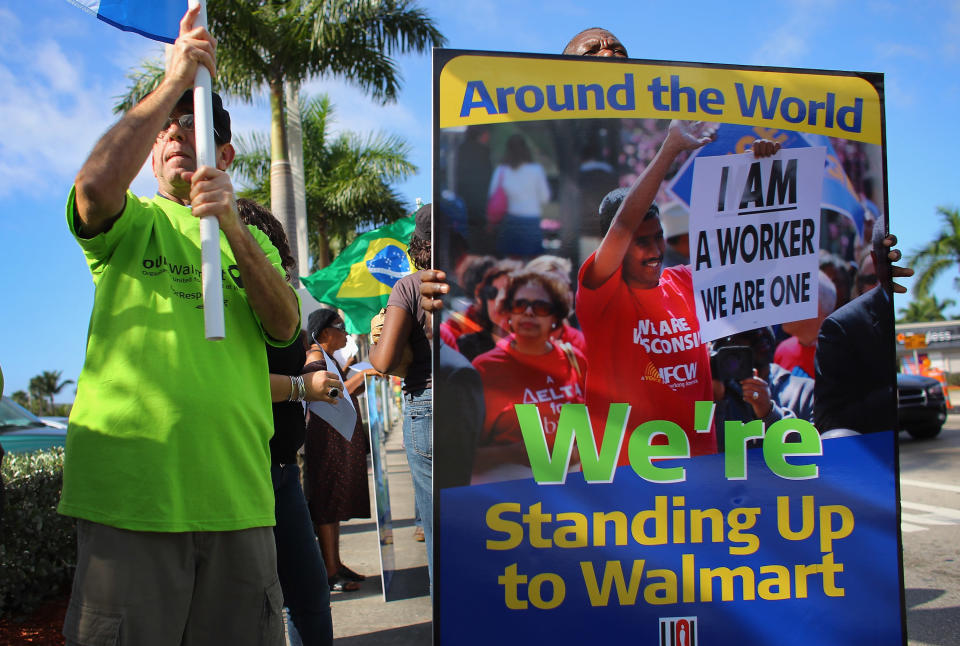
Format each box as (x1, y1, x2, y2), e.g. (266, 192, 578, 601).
(0, 447, 76, 619)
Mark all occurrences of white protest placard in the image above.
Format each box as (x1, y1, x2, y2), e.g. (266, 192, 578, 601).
(689, 146, 826, 341)
(307, 348, 357, 441)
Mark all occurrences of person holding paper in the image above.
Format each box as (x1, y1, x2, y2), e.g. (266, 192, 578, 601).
(562, 27, 628, 57)
(303, 309, 374, 593)
(60, 8, 299, 646)
(575, 123, 781, 463)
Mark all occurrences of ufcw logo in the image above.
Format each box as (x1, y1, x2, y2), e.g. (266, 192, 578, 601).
(659, 616, 698, 646)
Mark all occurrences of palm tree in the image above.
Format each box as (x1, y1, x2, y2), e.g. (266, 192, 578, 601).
(115, 0, 444, 283)
(11, 390, 30, 409)
(233, 94, 415, 270)
(28, 376, 47, 414)
(897, 293, 958, 323)
(29, 370, 75, 414)
(908, 206, 960, 295)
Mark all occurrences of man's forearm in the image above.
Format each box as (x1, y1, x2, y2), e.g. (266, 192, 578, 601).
(616, 139, 682, 232)
(226, 225, 299, 342)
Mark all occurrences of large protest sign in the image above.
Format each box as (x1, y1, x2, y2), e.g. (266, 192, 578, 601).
(432, 50, 902, 645)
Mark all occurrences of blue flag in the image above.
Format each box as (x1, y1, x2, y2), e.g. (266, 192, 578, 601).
(667, 124, 866, 237)
(66, 0, 186, 43)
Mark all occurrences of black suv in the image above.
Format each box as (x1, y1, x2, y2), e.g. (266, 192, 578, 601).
(897, 373, 948, 439)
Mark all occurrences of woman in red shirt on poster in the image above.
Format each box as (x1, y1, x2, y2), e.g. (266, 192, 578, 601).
(471, 269, 587, 482)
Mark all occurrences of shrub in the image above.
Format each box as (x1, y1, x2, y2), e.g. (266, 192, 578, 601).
(0, 448, 75, 619)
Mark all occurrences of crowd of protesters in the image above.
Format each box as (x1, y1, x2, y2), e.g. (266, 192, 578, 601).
(37, 8, 918, 645)
(430, 114, 910, 478)
(426, 41, 911, 479)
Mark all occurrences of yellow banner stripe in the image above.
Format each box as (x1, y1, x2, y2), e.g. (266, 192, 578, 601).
(439, 56, 882, 145)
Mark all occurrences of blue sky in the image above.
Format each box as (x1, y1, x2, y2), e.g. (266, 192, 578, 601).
(1, 0, 958, 399)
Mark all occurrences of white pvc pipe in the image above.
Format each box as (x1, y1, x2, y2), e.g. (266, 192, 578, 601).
(189, 0, 225, 340)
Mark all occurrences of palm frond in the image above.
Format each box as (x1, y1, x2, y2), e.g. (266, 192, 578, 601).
(303, 0, 445, 102)
(113, 59, 165, 113)
(232, 130, 273, 189)
(908, 206, 960, 296)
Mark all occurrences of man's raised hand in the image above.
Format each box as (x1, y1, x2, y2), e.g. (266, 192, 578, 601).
(665, 120, 718, 153)
(751, 139, 781, 158)
(166, 5, 217, 91)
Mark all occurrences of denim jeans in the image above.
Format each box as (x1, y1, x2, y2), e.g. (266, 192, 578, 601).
(272, 464, 332, 646)
(403, 388, 433, 589)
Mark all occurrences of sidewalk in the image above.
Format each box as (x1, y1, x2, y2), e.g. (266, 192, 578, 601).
(329, 425, 432, 644)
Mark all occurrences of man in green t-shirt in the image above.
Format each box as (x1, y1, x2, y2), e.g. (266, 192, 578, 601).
(60, 7, 299, 646)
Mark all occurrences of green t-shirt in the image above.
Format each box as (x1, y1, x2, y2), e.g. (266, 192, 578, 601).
(59, 189, 299, 531)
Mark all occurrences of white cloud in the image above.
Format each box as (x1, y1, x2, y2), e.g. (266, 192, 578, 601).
(944, 0, 960, 59)
(34, 40, 81, 94)
(298, 76, 427, 146)
(874, 42, 927, 61)
(882, 75, 916, 109)
(0, 8, 22, 49)
(0, 28, 123, 199)
(0, 68, 114, 198)
(748, 0, 836, 66)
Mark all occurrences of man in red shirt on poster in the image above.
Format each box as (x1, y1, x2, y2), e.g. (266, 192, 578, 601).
(576, 120, 779, 464)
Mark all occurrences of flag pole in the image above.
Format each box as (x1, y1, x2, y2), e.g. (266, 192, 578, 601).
(189, 0, 225, 340)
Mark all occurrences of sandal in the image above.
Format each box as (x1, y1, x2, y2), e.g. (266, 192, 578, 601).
(328, 573, 360, 592)
(338, 564, 366, 582)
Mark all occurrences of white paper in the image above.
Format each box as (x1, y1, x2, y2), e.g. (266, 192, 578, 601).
(348, 361, 374, 374)
(334, 335, 359, 367)
(689, 147, 826, 341)
(307, 349, 357, 441)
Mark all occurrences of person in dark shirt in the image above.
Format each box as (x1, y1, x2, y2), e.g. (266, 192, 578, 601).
(814, 226, 904, 434)
(238, 198, 341, 644)
(456, 125, 494, 253)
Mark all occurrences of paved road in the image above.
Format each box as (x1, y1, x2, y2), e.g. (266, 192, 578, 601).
(901, 415, 960, 646)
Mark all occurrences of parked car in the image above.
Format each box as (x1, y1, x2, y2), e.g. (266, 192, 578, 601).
(0, 396, 67, 454)
(39, 416, 69, 429)
(897, 373, 948, 439)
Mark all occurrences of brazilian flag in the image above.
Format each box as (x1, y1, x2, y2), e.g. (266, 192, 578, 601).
(302, 216, 415, 334)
